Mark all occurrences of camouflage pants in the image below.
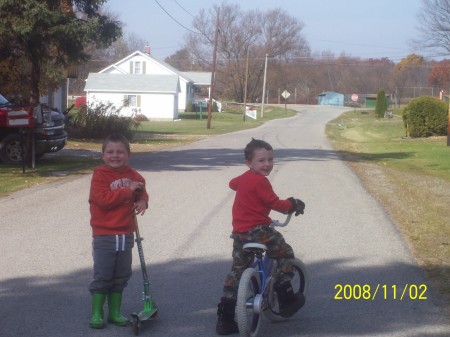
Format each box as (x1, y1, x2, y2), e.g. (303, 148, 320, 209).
(222, 225, 295, 300)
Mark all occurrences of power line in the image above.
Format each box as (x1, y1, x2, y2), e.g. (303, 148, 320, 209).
(153, 0, 199, 34)
(173, 0, 195, 18)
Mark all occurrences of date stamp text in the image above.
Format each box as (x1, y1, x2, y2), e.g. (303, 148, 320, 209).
(334, 283, 428, 301)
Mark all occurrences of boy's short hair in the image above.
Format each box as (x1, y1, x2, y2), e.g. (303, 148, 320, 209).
(102, 134, 131, 153)
(244, 138, 273, 161)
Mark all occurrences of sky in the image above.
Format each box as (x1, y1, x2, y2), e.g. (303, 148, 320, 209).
(105, 0, 431, 62)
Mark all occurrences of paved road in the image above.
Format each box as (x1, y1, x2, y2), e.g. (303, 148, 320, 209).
(1, 105, 449, 337)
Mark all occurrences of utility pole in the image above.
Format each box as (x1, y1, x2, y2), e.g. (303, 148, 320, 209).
(207, 7, 220, 129)
(261, 54, 268, 118)
(447, 100, 450, 146)
(243, 48, 249, 121)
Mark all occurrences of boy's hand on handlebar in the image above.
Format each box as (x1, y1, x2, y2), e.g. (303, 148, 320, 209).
(288, 197, 305, 216)
(133, 199, 147, 215)
(129, 181, 144, 193)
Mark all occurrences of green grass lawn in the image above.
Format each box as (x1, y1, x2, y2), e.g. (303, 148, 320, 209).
(0, 155, 102, 195)
(134, 107, 295, 136)
(326, 109, 450, 181)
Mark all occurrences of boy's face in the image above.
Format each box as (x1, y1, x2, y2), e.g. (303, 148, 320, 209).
(102, 141, 130, 170)
(246, 148, 273, 176)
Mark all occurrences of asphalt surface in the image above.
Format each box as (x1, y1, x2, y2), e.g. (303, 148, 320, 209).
(1, 105, 449, 337)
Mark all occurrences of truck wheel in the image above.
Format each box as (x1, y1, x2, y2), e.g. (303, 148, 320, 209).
(0, 134, 25, 164)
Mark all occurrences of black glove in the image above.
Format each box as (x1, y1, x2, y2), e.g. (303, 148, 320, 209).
(288, 197, 305, 216)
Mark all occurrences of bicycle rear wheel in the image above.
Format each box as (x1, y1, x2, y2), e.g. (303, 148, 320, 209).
(264, 258, 308, 321)
(236, 268, 262, 337)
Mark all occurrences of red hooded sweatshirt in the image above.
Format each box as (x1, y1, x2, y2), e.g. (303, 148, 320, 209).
(89, 165, 149, 236)
(229, 170, 292, 233)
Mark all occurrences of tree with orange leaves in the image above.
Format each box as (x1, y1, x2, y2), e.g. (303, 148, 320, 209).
(428, 60, 450, 90)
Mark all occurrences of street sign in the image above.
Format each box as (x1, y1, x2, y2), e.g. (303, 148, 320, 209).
(351, 94, 358, 102)
(281, 90, 290, 99)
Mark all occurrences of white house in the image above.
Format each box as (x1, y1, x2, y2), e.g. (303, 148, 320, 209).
(84, 50, 211, 120)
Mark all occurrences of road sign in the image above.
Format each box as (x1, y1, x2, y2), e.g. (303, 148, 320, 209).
(351, 94, 359, 102)
(282, 90, 290, 99)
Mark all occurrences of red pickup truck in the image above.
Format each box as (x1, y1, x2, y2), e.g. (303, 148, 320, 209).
(0, 94, 68, 164)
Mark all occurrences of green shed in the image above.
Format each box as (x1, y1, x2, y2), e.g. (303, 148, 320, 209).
(365, 94, 391, 109)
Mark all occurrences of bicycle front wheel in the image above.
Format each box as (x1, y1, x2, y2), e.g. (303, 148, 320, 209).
(264, 258, 309, 322)
(236, 268, 262, 337)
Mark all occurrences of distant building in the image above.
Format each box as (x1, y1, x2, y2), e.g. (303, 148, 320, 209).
(317, 92, 344, 106)
(365, 94, 392, 109)
(84, 50, 211, 120)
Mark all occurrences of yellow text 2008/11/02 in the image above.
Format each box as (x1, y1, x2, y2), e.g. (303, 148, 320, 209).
(334, 284, 428, 301)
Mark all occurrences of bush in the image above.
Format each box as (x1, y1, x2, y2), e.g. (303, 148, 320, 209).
(212, 100, 219, 112)
(375, 89, 387, 118)
(73, 96, 87, 109)
(133, 114, 149, 122)
(68, 101, 140, 140)
(186, 102, 193, 112)
(402, 96, 448, 137)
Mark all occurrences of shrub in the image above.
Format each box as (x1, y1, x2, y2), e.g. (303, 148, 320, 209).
(402, 96, 448, 137)
(212, 100, 218, 112)
(73, 96, 86, 109)
(375, 89, 387, 118)
(186, 102, 193, 112)
(68, 101, 140, 140)
(133, 114, 149, 122)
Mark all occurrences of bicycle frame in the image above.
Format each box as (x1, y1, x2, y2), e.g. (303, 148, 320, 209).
(236, 213, 308, 337)
(250, 213, 293, 289)
(244, 214, 293, 314)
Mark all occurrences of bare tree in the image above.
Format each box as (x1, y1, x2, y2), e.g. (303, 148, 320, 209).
(185, 3, 309, 102)
(69, 29, 146, 96)
(414, 0, 450, 55)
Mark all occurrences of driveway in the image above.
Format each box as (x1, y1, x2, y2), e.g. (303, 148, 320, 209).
(0, 105, 449, 337)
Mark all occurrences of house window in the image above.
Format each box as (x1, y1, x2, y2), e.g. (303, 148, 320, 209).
(134, 61, 142, 74)
(124, 95, 138, 107)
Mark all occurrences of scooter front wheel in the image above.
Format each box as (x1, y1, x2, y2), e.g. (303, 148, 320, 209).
(130, 314, 140, 336)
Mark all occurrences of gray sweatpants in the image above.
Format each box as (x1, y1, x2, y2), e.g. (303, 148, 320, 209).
(89, 234, 135, 293)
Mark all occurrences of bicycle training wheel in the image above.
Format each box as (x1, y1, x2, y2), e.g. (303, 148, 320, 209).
(264, 258, 309, 322)
(236, 268, 262, 337)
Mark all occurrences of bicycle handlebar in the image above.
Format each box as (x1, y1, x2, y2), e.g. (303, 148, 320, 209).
(270, 213, 293, 227)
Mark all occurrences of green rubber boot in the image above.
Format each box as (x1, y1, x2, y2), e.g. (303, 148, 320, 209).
(89, 292, 106, 329)
(107, 292, 129, 326)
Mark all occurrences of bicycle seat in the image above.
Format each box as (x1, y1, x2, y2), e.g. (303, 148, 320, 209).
(243, 242, 267, 253)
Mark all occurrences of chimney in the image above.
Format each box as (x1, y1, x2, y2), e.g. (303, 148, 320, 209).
(144, 43, 151, 55)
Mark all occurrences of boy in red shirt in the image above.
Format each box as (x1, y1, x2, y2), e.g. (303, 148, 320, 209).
(88, 134, 149, 329)
(216, 138, 305, 335)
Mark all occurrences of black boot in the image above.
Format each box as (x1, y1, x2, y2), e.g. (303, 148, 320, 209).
(274, 281, 306, 318)
(216, 297, 239, 335)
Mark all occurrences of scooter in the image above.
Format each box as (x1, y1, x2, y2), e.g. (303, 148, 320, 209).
(130, 212, 158, 335)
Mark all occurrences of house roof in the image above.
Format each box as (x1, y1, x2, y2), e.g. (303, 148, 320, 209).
(99, 50, 212, 86)
(100, 50, 190, 79)
(84, 73, 180, 93)
(180, 71, 211, 85)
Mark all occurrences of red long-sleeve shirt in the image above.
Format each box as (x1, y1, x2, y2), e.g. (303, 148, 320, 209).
(89, 165, 149, 236)
(229, 170, 292, 233)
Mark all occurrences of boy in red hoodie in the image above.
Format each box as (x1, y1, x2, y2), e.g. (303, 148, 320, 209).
(216, 138, 305, 335)
(88, 133, 149, 329)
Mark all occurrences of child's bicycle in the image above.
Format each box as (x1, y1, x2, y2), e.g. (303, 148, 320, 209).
(235, 213, 309, 337)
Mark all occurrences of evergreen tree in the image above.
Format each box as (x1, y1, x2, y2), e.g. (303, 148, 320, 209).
(375, 89, 387, 118)
(0, 0, 121, 103)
